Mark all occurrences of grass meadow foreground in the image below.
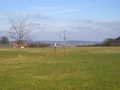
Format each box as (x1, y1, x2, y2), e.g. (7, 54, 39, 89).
(0, 47, 120, 90)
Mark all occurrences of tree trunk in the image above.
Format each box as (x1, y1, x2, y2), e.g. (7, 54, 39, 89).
(17, 45, 20, 56)
(17, 41, 21, 56)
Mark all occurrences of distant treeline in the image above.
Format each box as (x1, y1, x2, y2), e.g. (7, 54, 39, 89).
(0, 36, 10, 47)
(95, 37, 120, 46)
(26, 43, 51, 48)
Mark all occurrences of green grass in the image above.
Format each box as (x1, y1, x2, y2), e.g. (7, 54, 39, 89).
(0, 47, 120, 90)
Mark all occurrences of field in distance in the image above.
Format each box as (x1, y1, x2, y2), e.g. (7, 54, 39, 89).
(0, 47, 120, 90)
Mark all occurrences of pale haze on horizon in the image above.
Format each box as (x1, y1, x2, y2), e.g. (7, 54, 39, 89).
(0, 0, 120, 41)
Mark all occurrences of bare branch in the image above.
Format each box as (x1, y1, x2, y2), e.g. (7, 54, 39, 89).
(8, 15, 33, 56)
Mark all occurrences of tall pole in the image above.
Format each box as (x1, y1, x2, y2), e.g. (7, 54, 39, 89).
(54, 43, 57, 52)
(37, 41, 39, 48)
(63, 30, 66, 52)
(61, 30, 67, 52)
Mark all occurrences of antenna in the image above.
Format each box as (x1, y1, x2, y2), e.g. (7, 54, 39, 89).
(60, 30, 67, 52)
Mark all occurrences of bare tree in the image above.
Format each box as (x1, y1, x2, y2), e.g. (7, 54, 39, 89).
(9, 16, 32, 56)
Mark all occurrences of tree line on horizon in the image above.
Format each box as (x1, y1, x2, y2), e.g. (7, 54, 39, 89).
(94, 37, 120, 46)
(103, 37, 120, 46)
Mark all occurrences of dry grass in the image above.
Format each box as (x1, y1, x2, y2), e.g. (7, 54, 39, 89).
(0, 47, 120, 90)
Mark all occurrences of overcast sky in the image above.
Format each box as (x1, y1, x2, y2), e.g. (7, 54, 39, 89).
(0, 0, 120, 41)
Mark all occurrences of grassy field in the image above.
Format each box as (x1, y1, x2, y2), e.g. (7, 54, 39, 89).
(0, 47, 120, 90)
